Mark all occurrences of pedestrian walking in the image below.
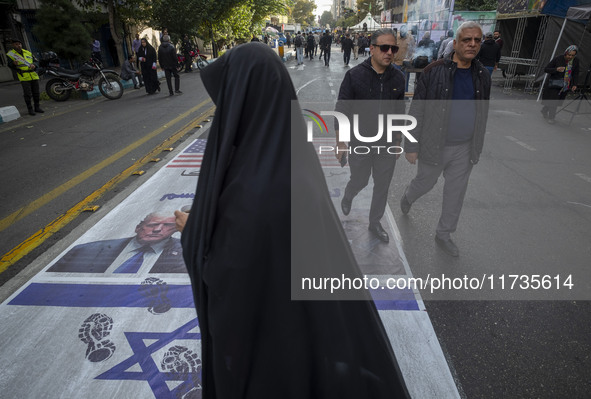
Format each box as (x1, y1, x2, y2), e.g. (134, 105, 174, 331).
(158, 35, 182, 96)
(294, 31, 304, 65)
(319, 30, 332, 67)
(306, 32, 315, 60)
(353, 33, 359, 60)
(438, 30, 454, 59)
(494, 30, 503, 51)
(178, 41, 410, 399)
(335, 28, 406, 243)
(400, 21, 492, 257)
(341, 33, 353, 66)
(137, 38, 160, 95)
(541, 45, 579, 124)
(6, 38, 44, 116)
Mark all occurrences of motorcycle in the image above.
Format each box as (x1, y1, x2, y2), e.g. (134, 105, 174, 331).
(176, 48, 209, 73)
(40, 52, 124, 101)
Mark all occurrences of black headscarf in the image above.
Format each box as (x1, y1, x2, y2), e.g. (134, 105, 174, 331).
(182, 42, 409, 398)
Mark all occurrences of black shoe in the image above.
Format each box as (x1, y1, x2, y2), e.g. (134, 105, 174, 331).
(169, 92, 174, 96)
(175, 90, 183, 94)
(341, 196, 352, 216)
(34, 107, 44, 113)
(157, 86, 161, 93)
(134, 85, 140, 89)
(400, 193, 412, 215)
(435, 236, 459, 257)
(139, 83, 144, 88)
(368, 223, 389, 243)
(28, 108, 35, 116)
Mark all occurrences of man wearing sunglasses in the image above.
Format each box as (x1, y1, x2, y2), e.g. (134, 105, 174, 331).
(335, 28, 406, 243)
(400, 21, 491, 257)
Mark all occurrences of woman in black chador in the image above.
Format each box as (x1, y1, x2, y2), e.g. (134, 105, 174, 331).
(181, 42, 410, 398)
(137, 38, 160, 95)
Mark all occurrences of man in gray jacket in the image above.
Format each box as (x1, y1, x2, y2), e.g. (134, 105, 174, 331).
(400, 21, 491, 257)
(157, 35, 182, 96)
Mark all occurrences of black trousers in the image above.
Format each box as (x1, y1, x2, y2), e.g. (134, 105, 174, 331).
(184, 53, 192, 71)
(324, 50, 331, 66)
(164, 68, 180, 93)
(21, 80, 40, 108)
(343, 49, 351, 65)
(344, 150, 397, 225)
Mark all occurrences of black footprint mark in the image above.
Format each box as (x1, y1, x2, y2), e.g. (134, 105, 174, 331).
(139, 277, 172, 315)
(78, 313, 116, 362)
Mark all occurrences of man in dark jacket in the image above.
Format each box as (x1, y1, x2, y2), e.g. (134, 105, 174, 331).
(319, 30, 333, 67)
(341, 33, 354, 66)
(400, 21, 491, 257)
(335, 28, 406, 243)
(158, 35, 182, 96)
(477, 32, 501, 75)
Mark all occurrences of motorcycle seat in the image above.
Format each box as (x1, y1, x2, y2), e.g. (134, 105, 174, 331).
(56, 67, 81, 79)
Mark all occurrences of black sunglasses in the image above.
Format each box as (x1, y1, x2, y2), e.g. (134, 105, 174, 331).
(377, 44, 399, 53)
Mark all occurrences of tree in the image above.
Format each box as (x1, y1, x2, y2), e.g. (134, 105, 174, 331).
(355, 0, 382, 19)
(454, 0, 498, 11)
(32, 0, 93, 66)
(76, 0, 150, 66)
(292, 0, 316, 27)
(319, 10, 335, 29)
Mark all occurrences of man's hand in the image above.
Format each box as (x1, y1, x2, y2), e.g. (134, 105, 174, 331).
(335, 141, 348, 161)
(405, 152, 418, 164)
(557, 66, 565, 72)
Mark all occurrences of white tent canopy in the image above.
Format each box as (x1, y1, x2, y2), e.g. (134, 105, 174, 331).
(349, 13, 381, 31)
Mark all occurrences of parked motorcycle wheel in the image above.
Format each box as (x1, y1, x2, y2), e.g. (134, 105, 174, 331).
(176, 62, 185, 73)
(98, 76, 124, 100)
(46, 78, 72, 102)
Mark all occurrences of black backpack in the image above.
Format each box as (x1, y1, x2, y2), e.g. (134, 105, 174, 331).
(295, 35, 303, 47)
(307, 35, 315, 46)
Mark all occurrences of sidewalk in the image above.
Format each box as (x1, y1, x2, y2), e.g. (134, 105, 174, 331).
(0, 59, 219, 123)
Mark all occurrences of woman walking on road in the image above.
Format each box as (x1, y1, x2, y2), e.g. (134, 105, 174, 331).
(178, 42, 410, 398)
(137, 38, 160, 95)
(541, 45, 579, 124)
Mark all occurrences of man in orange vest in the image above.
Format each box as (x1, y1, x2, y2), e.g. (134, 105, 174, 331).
(7, 38, 44, 116)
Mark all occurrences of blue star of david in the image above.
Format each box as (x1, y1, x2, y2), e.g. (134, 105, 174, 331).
(96, 317, 202, 398)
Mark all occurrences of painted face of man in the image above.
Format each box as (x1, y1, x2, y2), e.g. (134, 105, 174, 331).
(135, 216, 177, 245)
(453, 27, 482, 65)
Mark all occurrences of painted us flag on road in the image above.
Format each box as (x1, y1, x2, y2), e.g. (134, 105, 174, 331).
(167, 139, 206, 168)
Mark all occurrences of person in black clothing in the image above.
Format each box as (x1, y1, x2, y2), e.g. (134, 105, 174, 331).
(182, 34, 194, 72)
(541, 45, 579, 124)
(178, 41, 410, 399)
(158, 35, 182, 96)
(341, 33, 354, 66)
(137, 38, 160, 95)
(493, 30, 503, 51)
(335, 28, 406, 243)
(306, 32, 315, 60)
(476, 32, 501, 75)
(319, 30, 332, 67)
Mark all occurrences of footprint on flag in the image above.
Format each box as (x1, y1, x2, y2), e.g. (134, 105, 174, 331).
(139, 277, 172, 315)
(78, 313, 116, 362)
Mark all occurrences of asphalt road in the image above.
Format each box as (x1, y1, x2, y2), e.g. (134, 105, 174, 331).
(1, 47, 590, 398)
(0, 70, 214, 284)
(289, 49, 591, 398)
